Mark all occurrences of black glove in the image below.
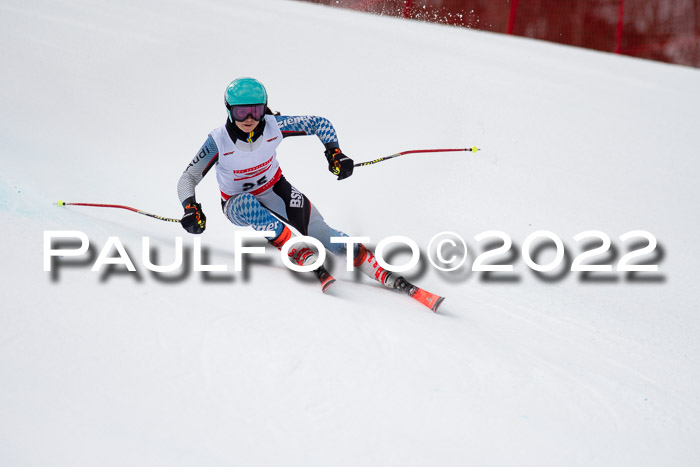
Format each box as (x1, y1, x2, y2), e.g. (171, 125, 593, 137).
(325, 148, 354, 180)
(181, 202, 206, 234)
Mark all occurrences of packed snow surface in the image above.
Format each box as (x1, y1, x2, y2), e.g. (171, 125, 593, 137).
(2, 0, 700, 466)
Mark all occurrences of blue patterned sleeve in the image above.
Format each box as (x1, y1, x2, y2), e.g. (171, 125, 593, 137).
(274, 115, 340, 149)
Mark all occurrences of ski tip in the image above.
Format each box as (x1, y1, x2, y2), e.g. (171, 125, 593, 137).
(56, 200, 65, 206)
(431, 296, 445, 313)
(321, 277, 336, 293)
(411, 287, 445, 313)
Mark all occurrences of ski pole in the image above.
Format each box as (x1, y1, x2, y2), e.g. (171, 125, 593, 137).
(354, 147, 479, 168)
(55, 201, 181, 223)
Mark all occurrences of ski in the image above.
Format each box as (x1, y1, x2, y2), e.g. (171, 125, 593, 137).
(411, 286, 446, 312)
(393, 277, 445, 312)
(309, 253, 443, 310)
(313, 265, 336, 293)
(350, 244, 445, 312)
(311, 268, 443, 311)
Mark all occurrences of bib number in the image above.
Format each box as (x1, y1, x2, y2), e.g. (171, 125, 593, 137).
(242, 175, 268, 192)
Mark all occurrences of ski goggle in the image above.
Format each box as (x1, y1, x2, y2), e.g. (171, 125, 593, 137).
(229, 104, 266, 122)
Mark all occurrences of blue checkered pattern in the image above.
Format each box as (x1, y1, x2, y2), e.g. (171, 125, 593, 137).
(224, 193, 284, 237)
(275, 115, 339, 145)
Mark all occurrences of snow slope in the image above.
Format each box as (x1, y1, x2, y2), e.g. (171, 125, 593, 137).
(2, 0, 700, 465)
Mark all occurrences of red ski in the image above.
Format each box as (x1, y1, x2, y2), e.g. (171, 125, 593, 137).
(311, 266, 444, 312)
(394, 277, 445, 312)
(410, 286, 445, 312)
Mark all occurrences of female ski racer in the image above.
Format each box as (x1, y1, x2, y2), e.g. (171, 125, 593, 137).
(176, 77, 405, 293)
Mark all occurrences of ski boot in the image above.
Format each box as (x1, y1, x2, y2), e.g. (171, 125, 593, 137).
(270, 226, 335, 292)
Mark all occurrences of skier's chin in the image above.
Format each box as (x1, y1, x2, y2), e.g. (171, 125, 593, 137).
(238, 122, 258, 132)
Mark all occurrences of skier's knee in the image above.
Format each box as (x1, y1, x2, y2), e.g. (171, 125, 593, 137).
(224, 193, 260, 226)
(307, 222, 352, 256)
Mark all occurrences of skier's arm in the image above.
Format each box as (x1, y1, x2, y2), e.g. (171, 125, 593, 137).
(178, 135, 218, 234)
(275, 115, 340, 151)
(177, 135, 219, 207)
(275, 115, 353, 180)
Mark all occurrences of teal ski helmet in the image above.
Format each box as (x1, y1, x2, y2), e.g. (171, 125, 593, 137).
(224, 77, 268, 122)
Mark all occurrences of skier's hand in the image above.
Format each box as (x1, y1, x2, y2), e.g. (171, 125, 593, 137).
(325, 148, 354, 180)
(181, 202, 206, 234)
